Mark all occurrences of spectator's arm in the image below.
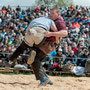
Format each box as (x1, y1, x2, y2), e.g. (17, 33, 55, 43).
(50, 51, 57, 56)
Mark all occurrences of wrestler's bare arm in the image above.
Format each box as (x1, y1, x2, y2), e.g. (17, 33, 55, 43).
(45, 30, 68, 38)
(56, 37, 59, 44)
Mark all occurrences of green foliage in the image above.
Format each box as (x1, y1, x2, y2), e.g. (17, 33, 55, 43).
(55, 0, 73, 7)
(35, 0, 73, 7)
(35, 0, 56, 6)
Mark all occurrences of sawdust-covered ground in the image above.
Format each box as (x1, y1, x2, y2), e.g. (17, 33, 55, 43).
(0, 74, 90, 90)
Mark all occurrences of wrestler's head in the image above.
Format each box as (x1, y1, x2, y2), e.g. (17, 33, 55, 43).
(49, 7, 60, 20)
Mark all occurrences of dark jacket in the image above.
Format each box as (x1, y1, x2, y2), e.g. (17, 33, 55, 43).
(63, 55, 78, 65)
(77, 54, 90, 67)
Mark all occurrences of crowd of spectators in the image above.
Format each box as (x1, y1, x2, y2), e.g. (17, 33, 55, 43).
(0, 5, 90, 75)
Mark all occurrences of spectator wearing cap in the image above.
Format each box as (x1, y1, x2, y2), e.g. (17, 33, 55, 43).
(52, 48, 66, 70)
(77, 48, 90, 67)
(55, 48, 66, 62)
(77, 38, 85, 47)
(79, 38, 84, 42)
(79, 42, 87, 51)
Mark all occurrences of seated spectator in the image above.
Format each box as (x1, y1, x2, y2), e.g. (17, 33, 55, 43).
(42, 55, 51, 70)
(77, 38, 85, 48)
(62, 46, 69, 56)
(67, 38, 72, 46)
(0, 46, 8, 59)
(68, 46, 72, 52)
(77, 48, 90, 67)
(63, 50, 78, 65)
(52, 48, 66, 71)
(42, 50, 57, 71)
(82, 31, 87, 38)
(71, 42, 78, 54)
(76, 46, 84, 57)
(54, 48, 66, 64)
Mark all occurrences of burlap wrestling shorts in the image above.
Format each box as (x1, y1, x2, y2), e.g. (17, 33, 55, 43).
(24, 27, 47, 47)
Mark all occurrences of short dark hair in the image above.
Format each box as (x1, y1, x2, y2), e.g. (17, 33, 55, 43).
(50, 7, 60, 14)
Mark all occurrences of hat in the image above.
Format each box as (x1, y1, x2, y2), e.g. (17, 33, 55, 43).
(58, 48, 62, 51)
(84, 48, 89, 52)
(79, 38, 84, 41)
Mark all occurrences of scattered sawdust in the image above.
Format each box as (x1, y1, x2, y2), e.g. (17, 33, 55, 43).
(0, 74, 90, 90)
